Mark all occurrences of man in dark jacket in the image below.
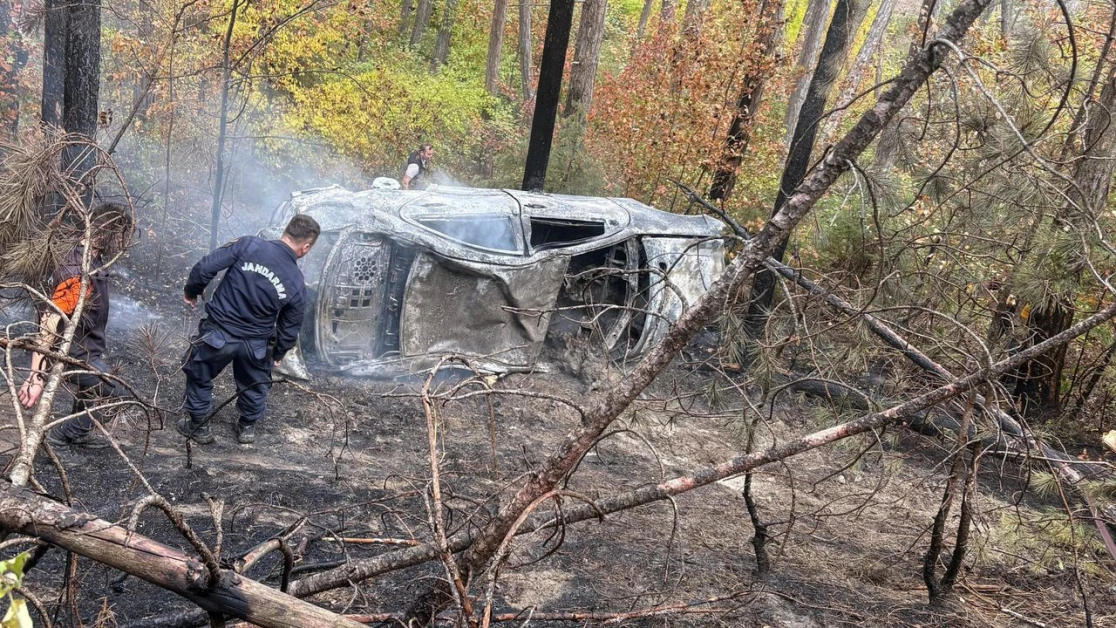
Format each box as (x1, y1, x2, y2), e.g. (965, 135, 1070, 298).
(177, 214, 320, 445)
(401, 143, 433, 190)
(18, 202, 132, 449)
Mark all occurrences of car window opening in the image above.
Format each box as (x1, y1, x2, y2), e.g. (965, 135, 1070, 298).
(530, 218, 606, 249)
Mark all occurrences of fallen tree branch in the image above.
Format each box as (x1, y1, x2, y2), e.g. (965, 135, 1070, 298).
(0, 483, 368, 628)
(232, 517, 308, 575)
(320, 537, 421, 546)
(128, 494, 222, 587)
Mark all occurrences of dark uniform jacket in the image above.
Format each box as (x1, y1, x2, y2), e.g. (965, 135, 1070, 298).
(404, 150, 430, 188)
(184, 236, 306, 361)
(49, 247, 110, 362)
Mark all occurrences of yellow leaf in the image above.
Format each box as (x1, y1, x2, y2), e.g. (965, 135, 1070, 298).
(0, 553, 28, 598)
(1, 598, 32, 628)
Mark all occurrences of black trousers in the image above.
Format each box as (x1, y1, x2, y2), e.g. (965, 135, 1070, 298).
(56, 356, 125, 438)
(181, 320, 273, 425)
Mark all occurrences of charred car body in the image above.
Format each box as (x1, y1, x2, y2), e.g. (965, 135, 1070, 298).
(265, 186, 725, 377)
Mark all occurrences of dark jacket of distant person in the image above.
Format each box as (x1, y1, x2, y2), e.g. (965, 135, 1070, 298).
(402, 143, 433, 190)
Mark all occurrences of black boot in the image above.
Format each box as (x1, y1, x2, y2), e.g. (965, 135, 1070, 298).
(234, 420, 256, 444)
(176, 414, 215, 444)
(46, 426, 112, 450)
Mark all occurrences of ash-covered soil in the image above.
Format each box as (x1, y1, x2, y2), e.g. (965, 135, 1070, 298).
(0, 262, 1113, 628)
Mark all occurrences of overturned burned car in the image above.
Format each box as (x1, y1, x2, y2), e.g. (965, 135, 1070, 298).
(265, 186, 725, 377)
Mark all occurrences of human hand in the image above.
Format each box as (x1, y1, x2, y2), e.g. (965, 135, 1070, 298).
(183, 293, 197, 308)
(273, 360, 282, 368)
(17, 374, 43, 408)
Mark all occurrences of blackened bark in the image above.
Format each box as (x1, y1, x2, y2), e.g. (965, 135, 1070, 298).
(708, 0, 781, 201)
(745, 0, 862, 339)
(40, 0, 101, 181)
(61, 0, 100, 188)
(62, 0, 101, 137)
(923, 396, 974, 602)
(824, 0, 898, 138)
(431, 0, 458, 70)
(784, 0, 829, 145)
(563, 0, 607, 117)
(742, 472, 769, 576)
(485, 0, 509, 95)
(939, 446, 979, 595)
(521, 0, 575, 191)
(1011, 299, 1075, 414)
(41, 0, 66, 128)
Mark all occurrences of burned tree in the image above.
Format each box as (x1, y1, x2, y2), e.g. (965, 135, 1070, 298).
(522, 0, 576, 190)
(744, 0, 865, 339)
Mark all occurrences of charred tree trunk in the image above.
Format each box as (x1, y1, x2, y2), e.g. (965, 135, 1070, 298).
(1010, 298, 1075, 415)
(62, 0, 99, 138)
(707, 0, 782, 202)
(925, 439, 981, 603)
(517, 0, 534, 102)
(410, 0, 433, 48)
(485, 0, 509, 95)
(431, 0, 459, 70)
(209, 0, 239, 252)
(745, 0, 863, 339)
(824, 0, 897, 137)
(0, 484, 368, 628)
(784, 0, 829, 146)
(563, 0, 607, 117)
(41, 0, 104, 181)
(521, 0, 575, 191)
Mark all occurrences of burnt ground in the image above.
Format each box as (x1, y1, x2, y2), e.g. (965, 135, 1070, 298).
(1, 265, 1115, 628)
